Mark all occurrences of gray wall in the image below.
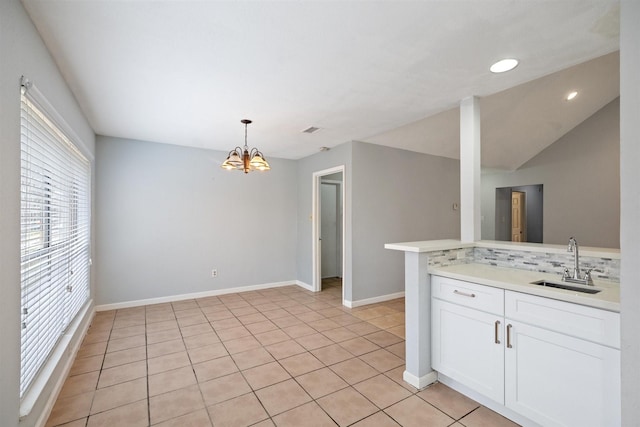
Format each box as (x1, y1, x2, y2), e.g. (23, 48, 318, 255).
(95, 136, 298, 305)
(0, 1, 96, 426)
(482, 98, 620, 248)
(296, 141, 460, 304)
(620, 2, 640, 424)
(350, 142, 460, 301)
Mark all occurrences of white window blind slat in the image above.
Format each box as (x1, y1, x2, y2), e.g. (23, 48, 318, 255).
(20, 83, 91, 398)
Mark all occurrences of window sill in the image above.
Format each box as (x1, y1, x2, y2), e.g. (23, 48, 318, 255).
(19, 300, 94, 421)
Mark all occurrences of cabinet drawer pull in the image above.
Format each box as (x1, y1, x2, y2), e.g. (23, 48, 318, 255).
(495, 320, 501, 344)
(453, 290, 476, 298)
(507, 324, 513, 348)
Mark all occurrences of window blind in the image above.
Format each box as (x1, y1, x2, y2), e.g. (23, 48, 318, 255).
(20, 81, 91, 398)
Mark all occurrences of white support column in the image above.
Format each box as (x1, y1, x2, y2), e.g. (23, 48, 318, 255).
(403, 252, 438, 389)
(620, 1, 640, 424)
(460, 96, 481, 242)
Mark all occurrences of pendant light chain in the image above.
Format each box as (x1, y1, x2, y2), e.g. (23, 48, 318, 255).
(243, 120, 249, 150)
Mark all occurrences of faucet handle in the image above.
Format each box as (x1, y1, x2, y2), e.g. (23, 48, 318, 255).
(584, 269, 594, 285)
(562, 267, 570, 280)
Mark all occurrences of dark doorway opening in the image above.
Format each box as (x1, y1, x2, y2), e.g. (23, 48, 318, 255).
(495, 184, 543, 243)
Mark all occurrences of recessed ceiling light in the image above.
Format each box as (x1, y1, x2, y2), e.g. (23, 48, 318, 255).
(490, 58, 519, 73)
(566, 91, 578, 101)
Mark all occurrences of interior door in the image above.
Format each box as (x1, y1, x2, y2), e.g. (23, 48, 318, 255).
(321, 183, 338, 278)
(511, 191, 526, 242)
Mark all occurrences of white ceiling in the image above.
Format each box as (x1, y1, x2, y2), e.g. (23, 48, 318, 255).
(22, 1, 620, 168)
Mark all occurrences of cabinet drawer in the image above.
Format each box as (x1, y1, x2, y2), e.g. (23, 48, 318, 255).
(432, 275, 504, 315)
(505, 291, 620, 348)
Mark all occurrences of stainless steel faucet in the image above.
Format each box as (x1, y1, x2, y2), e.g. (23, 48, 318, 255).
(562, 237, 593, 285)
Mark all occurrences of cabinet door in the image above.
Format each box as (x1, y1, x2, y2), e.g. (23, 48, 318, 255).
(432, 298, 504, 404)
(505, 320, 620, 427)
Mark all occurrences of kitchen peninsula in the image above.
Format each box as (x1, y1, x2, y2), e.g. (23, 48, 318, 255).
(385, 239, 621, 426)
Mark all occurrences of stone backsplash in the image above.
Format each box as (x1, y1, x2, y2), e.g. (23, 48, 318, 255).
(427, 245, 620, 283)
(473, 247, 620, 282)
(427, 247, 474, 268)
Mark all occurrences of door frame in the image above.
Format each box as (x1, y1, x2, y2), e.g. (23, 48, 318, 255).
(312, 165, 346, 302)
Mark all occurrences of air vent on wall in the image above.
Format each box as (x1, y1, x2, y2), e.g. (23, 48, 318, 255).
(302, 126, 320, 134)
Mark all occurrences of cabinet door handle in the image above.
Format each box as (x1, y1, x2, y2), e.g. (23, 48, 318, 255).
(453, 290, 476, 298)
(494, 320, 501, 344)
(507, 324, 513, 348)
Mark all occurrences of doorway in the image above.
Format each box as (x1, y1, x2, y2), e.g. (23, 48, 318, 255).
(321, 179, 342, 279)
(495, 184, 543, 243)
(312, 166, 345, 302)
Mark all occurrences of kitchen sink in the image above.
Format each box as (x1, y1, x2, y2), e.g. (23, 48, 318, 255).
(530, 280, 602, 294)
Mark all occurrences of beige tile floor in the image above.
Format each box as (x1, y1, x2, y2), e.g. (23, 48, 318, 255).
(46, 278, 520, 427)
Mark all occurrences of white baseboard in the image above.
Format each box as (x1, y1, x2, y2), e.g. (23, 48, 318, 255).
(344, 291, 405, 308)
(403, 370, 438, 390)
(295, 280, 314, 292)
(95, 280, 305, 311)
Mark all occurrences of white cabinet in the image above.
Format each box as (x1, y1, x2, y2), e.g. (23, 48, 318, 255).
(432, 277, 505, 403)
(432, 298, 504, 403)
(431, 276, 621, 427)
(504, 291, 621, 427)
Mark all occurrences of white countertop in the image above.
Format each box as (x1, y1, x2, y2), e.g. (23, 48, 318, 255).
(384, 239, 472, 253)
(429, 262, 620, 312)
(384, 239, 620, 259)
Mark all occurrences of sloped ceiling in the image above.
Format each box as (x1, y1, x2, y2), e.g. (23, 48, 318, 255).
(22, 1, 620, 167)
(366, 52, 619, 170)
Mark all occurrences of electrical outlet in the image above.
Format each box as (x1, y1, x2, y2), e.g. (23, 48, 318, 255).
(211, 269, 218, 278)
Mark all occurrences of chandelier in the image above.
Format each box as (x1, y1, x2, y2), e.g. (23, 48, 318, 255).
(221, 119, 271, 174)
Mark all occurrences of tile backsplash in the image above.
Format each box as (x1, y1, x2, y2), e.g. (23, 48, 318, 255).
(428, 246, 620, 283)
(427, 248, 474, 268)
